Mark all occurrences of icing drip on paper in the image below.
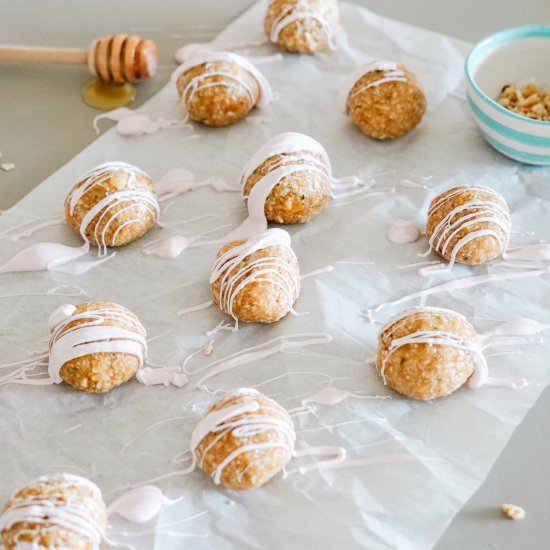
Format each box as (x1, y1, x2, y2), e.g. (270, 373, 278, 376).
(268, 1, 336, 50)
(93, 107, 192, 137)
(181, 332, 332, 392)
(177, 301, 213, 316)
(366, 267, 550, 320)
(171, 51, 273, 117)
(0, 162, 159, 275)
(300, 386, 391, 406)
(155, 169, 239, 201)
(210, 228, 300, 328)
(0, 216, 64, 242)
(48, 304, 148, 384)
(107, 486, 182, 523)
(419, 185, 511, 276)
(387, 219, 421, 244)
(300, 265, 334, 280)
(0, 474, 105, 550)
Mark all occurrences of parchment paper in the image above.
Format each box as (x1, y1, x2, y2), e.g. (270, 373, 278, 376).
(1, 2, 549, 549)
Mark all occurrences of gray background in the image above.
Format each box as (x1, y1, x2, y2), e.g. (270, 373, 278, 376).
(1, 1, 549, 548)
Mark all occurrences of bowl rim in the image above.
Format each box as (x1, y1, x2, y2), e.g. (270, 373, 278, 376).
(465, 24, 550, 127)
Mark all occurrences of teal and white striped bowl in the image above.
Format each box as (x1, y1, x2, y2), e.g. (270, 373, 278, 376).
(465, 25, 550, 165)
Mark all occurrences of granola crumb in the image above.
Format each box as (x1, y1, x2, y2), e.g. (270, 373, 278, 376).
(502, 503, 525, 520)
(202, 340, 214, 356)
(1, 163, 15, 172)
(497, 83, 550, 121)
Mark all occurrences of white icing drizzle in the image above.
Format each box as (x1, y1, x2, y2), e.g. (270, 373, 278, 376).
(366, 266, 550, 319)
(0, 284, 85, 300)
(300, 265, 334, 280)
(0, 162, 159, 275)
(300, 386, 391, 406)
(399, 178, 429, 190)
(155, 169, 238, 201)
(268, 0, 336, 50)
(107, 486, 183, 524)
(0, 473, 105, 549)
(240, 132, 362, 201)
(48, 304, 147, 384)
(210, 228, 300, 327)
(0, 216, 64, 242)
(181, 332, 332, 392)
(288, 446, 346, 475)
(66, 162, 160, 258)
(93, 107, 192, 137)
(387, 219, 421, 244)
(337, 61, 407, 113)
(177, 301, 214, 316)
(171, 51, 273, 113)
(420, 185, 511, 276)
(190, 388, 296, 485)
(136, 367, 188, 388)
(379, 306, 527, 390)
(143, 134, 365, 260)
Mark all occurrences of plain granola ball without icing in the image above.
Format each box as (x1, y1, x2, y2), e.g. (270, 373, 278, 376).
(264, 0, 340, 54)
(426, 185, 511, 266)
(342, 61, 426, 140)
(376, 306, 482, 400)
(192, 388, 296, 490)
(0, 473, 106, 550)
(48, 301, 147, 393)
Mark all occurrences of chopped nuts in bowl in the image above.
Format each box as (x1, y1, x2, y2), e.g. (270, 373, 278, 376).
(465, 25, 550, 165)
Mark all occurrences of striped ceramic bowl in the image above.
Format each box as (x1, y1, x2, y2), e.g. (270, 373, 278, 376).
(465, 25, 550, 165)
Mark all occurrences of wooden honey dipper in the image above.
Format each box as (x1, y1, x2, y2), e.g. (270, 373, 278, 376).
(0, 34, 158, 84)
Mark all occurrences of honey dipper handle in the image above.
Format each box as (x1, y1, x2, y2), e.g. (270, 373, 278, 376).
(0, 45, 88, 65)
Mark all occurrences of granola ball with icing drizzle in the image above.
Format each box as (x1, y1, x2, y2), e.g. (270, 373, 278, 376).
(0, 473, 106, 550)
(192, 388, 296, 490)
(264, 0, 339, 54)
(210, 228, 300, 324)
(241, 132, 333, 224)
(340, 61, 426, 139)
(426, 185, 511, 266)
(64, 161, 159, 252)
(173, 51, 272, 127)
(376, 306, 485, 400)
(48, 301, 147, 393)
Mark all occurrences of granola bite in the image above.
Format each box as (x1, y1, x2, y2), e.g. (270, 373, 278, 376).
(192, 388, 296, 490)
(48, 301, 147, 393)
(0, 473, 106, 550)
(426, 185, 510, 268)
(264, 0, 339, 54)
(340, 61, 426, 139)
(241, 132, 333, 224)
(210, 228, 300, 325)
(376, 306, 485, 400)
(498, 83, 550, 121)
(173, 51, 272, 127)
(64, 161, 159, 253)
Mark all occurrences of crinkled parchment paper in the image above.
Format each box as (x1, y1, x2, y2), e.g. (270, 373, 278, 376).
(1, 2, 549, 549)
